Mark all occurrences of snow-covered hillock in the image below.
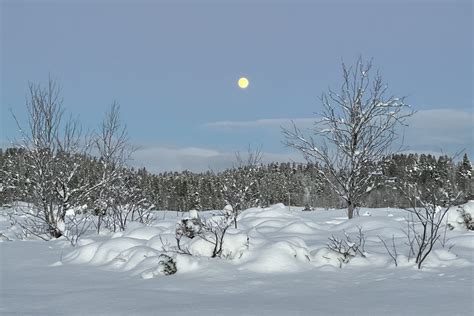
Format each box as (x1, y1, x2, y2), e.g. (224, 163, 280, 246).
(61, 203, 474, 279)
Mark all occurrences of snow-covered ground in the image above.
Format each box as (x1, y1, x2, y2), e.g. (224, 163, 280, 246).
(1, 203, 473, 315)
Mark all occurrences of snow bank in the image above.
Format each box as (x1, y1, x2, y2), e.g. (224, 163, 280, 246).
(423, 249, 471, 268)
(59, 202, 474, 279)
(241, 240, 311, 273)
(122, 226, 164, 240)
(64, 237, 144, 265)
(63, 241, 103, 264)
(106, 246, 161, 271)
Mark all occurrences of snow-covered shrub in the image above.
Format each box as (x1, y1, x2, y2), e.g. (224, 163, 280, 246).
(0, 232, 12, 242)
(459, 208, 474, 230)
(445, 201, 474, 231)
(175, 217, 203, 254)
(404, 205, 455, 269)
(63, 212, 94, 246)
(327, 227, 366, 268)
(399, 157, 464, 269)
(174, 209, 235, 258)
(139, 254, 177, 279)
(198, 211, 233, 258)
(157, 254, 177, 275)
(176, 218, 203, 240)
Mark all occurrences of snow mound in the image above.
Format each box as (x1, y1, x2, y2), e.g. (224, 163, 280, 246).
(146, 233, 176, 251)
(240, 218, 290, 230)
(423, 249, 471, 268)
(60, 202, 474, 279)
(221, 232, 249, 259)
(277, 221, 317, 234)
(64, 237, 145, 265)
(334, 216, 399, 232)
(241, 240, 311, 273)
(174, 254, 202, 273)
(89, 238, 146, 266)
(240, 206, 292, 220)
(63, 241, 103, 264)
(262, 203, 286, 210)
(106, 246, 161, 271)
(311, 247, 345, 268)
(446, 235, 474, 249)
(122, 226, 163, 240)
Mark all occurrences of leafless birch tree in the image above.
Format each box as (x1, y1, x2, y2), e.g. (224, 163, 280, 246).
(93, 102, 137, 232)
(221, 145, 263, 228)
(10, 79, 101, 239)
(284, 58, 413, 219)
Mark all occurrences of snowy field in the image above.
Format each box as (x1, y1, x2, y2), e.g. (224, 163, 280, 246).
(1, 203, 473, 315)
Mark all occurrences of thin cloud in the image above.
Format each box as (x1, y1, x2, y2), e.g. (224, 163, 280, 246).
(409, 108, 473, 129)
(204, 118, 315, 129)
(405, 108, 473, 149)
(202, 107, 473, 161)
(130, 145, 303, 173)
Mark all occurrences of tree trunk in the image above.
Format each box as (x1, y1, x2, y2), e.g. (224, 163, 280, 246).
(50, 227, 63, 238)
(347, 201, 354, 219)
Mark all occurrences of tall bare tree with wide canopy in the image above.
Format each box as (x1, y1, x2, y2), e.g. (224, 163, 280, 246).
(284, 58, 413, 219)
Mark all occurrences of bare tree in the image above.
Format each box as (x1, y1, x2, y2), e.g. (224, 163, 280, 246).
(221, 145, 263, 228)
(284, 58, 413, 218)
(107, 169, 154, 232)
(10, 79, 102, 239)
(8, 79, 138, 242)
(93, 102, 135, 232)
(400, 180, 461, 269)
(235, 144, 263, 169)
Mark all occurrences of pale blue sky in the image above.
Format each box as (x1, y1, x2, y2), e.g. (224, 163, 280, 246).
(1, 0, 472, 172)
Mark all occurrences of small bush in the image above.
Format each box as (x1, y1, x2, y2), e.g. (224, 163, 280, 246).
(157, 254, 177, 275)
(176, 218, 203, 239)
(459, 208, 474, 230)
(327, 227, 366, 267)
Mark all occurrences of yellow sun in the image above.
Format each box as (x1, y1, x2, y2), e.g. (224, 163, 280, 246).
(238, 77, 249, 89)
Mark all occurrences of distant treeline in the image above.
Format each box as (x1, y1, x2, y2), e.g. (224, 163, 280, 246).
(0, 147, 472, 211)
